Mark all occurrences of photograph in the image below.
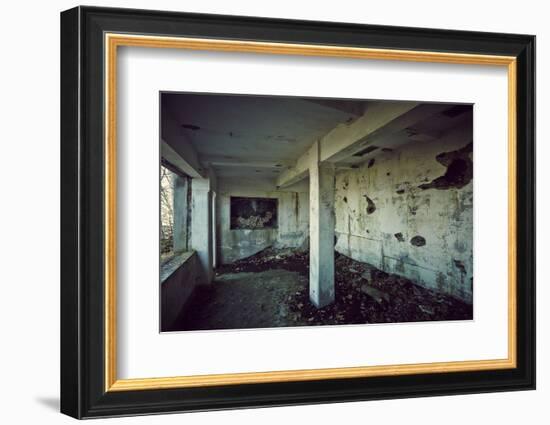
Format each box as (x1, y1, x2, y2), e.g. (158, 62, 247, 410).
(159, 93, 474, 332)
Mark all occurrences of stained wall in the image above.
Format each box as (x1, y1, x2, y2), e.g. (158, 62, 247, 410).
(216, 178, 309, 264)
(334, 121, 474, 302)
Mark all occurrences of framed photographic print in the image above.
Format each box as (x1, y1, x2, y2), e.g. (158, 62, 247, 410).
(60, 6, 536, 419)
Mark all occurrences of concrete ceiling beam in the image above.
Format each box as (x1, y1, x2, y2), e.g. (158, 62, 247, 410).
(161, 109, 206, 178)
(319, 101, 419, 163)
(276, 143, 316, 189)
(205, 156, 293, 169)
(276, 101, 420, 188)
(338, 103, 456, 157)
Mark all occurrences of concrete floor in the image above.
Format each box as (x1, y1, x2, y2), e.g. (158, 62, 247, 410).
(172, 269, 308, 331)
(168, 249, 473, 332)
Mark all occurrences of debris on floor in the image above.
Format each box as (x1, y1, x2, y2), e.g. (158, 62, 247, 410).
(173, 248, 472, 331)
(215, 247, 309, 276)
(290, 253, 472, 325)
(174, 268, 307, 331)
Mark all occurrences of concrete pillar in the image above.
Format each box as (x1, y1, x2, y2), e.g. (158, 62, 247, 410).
(191, 178, 213, 284)
(173, 175, 188, 253)
(309, 142, 335, 308)
(211, 192, 217, 269)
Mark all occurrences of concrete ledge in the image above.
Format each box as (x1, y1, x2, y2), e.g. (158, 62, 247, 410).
(160, 251, 202, 331)
(161, 251, 196, 283)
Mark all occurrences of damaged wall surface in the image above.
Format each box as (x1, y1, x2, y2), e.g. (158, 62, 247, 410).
(230, 196, 278, 229)
(218, 179, 309, 264)
(334, 121, 473, 302)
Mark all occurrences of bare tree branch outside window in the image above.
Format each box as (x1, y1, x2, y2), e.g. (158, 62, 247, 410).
(160, 165, 175, 258)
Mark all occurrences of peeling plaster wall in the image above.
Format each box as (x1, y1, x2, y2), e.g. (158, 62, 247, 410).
(217, 179, 309, 264)
(334, 122, 473, 303)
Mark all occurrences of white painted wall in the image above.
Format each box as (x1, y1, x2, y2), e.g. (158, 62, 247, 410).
(335, 121, 473, 302)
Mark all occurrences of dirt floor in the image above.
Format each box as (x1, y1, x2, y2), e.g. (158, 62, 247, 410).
(171, 248, 472, 331)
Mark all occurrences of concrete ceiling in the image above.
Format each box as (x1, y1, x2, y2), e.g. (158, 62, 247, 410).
(162, 93, 366, 180)
(162, 93, 472, 184)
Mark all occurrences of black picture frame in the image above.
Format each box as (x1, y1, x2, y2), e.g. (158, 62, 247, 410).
(60, 5, 535, 419)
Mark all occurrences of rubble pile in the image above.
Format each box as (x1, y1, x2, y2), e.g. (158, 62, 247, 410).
(216, 247, 310, 276)
(217, 248, 472, 325)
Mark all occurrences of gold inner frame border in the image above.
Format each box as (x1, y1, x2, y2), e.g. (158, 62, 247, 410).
(104, 33, 517, 392)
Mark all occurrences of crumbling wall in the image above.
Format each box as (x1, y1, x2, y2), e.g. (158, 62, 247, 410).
(217, 179, 309, 264)
(334, 122, 473, 303)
